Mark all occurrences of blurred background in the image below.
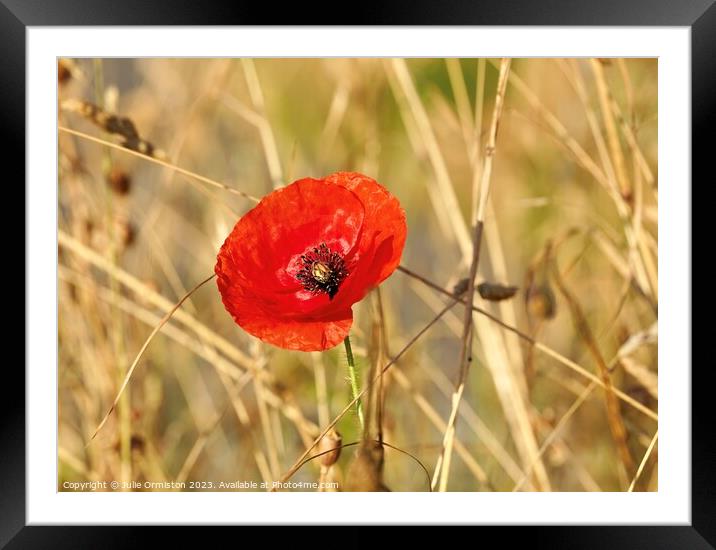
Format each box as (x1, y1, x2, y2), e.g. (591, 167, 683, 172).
(58, 58, 658, 492)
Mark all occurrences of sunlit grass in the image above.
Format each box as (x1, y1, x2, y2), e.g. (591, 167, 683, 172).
(58, 57, 658, 492)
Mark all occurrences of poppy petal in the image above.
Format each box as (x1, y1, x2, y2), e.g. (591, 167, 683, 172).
(326, 172, 407, 305)
(217, 282, 353, 351)
(216, 178, 365, 312)
(215, 172, 406, 351)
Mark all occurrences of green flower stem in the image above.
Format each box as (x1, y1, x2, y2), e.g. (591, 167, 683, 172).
(343, 335, 364, 429)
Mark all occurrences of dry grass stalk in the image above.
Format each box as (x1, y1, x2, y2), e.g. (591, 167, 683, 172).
(404, 280, 531, 486)
(473, 58, 487, 164)
(570, 60, 656, 305)
(493, 60, 608, 188)
(397, 265, 657, 421)
(561, 60, 622, 203)
(240, 59, 284, 189)
(387, 58, 473, 257)
(319, 82, 351, 167)
(59, 265, 307, 484)
(382, 64, 457, 245)
(631, 153, 659, 300)
(251, 350, 282, 480)
(551, 263, 636, 482)
(310, 353, 331, 429)
(87, 272, 217, 443)
(471, 84, 527, 398)
(58, 126, 259, 202)
(589, 59, 631, 201)
(433, 58, 512, 492)
(609, 90, 655, 188)
(389, 58, 550, 491)
(273, 300, 459, 490)
(58, 233, 319, 448)
(445, 58, 476, 161)
(508, 60, 657, 329)
(58, 58, 657, 493)
(616, 59, 635, 127)
(512, 381, 598, 491)
(627, 430, 658, 492)
(390, 368, 489, 485)
(383, 286, 503, 486)
(59, 230, 249, 370)
(61, 98, 163, 159)
(175, 407, 228, 484)
(620, 358, 658, 400)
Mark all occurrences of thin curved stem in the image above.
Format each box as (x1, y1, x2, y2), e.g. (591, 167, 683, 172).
(273, 301, 457, 490)
(87, 272, 217, 444)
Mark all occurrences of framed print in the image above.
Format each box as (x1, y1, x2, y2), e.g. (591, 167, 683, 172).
(7, 0, 709, 546)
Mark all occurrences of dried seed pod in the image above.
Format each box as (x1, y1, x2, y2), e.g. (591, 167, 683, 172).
(113, 434, 145, 454)
(106, 166, 132, 195)
(452, 277, 470, 297)
(80, 216, 95, 241)
(316, 429, 342, 467)
(477, 282, 519, 302)
(124, 137, 157, 157)
(130, 434, 146, 453)
(524, 241, 557, 322)
(113, 217, 136, 249)
(345, 440, 389, 492)
(89, 101, 138, 138)
(60, 99, 160, 157)
(58, 59, 72, 86)
(525, 283, 557, 320)
(272, 380, 290, 400)
(621, 188, 634, 205)
(65, 279, 79, 303)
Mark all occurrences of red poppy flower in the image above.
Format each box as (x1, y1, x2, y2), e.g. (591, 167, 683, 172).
(215, 172, 407, 351)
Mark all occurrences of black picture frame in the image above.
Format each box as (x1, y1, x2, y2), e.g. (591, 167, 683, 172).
(6, 0, 707, 546)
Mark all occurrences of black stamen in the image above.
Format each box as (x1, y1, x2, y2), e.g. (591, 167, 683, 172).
(295, 242, 348, 299)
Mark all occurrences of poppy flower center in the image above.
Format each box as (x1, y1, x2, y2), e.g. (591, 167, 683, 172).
(295, 242, 348, 300)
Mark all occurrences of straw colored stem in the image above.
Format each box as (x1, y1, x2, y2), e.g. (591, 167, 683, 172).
(433, 59, 510, 492)
(628, 431, 658, 492)
(551, 263, 636, 481)
(396, 265, 658, 422)
(58, 125, 259, 202)
(273, 301, 459, 490)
